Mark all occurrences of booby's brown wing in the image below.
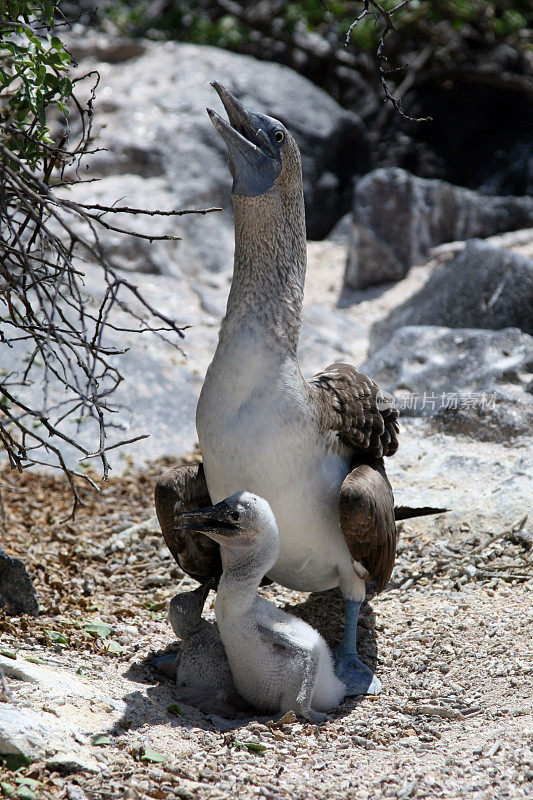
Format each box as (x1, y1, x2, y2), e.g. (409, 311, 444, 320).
(339, 460, 397, 592)
(309, 363, 399, 458)
(154, 463, 222, 583)
(309, 363, 399, 592)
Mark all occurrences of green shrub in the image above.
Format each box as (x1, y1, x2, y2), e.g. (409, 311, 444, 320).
(0, 1, 74, 170)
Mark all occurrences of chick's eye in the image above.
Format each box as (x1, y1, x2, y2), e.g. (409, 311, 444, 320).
(230, 511, 240, 522)
(274, 130, 285, 144)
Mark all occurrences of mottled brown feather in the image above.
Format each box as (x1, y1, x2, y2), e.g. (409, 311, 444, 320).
(154, 463, 222, 583)
(309, 363, 400, 592)
(309, 363, 399, 458)
(338, 460, 397, 592)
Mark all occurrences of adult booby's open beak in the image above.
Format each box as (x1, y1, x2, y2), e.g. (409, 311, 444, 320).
(207, 81, 282, 196)
(176, 500, 241, 545)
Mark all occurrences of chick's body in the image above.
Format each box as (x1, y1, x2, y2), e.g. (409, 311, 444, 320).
(215, 592, 345, 715)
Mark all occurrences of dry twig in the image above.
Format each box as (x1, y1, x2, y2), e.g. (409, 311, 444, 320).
(345, 0, 431, 123)
(0, 63, 220, 515)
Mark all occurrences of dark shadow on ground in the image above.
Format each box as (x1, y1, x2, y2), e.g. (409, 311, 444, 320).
(337, 281, 396, 310)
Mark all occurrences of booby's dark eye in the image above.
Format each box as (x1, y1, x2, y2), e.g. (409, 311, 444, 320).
(274, 130, 285, 144)
(230, 510, 240, 522)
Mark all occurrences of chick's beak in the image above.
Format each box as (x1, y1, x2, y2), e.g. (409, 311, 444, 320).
(176, 500, 241, 545)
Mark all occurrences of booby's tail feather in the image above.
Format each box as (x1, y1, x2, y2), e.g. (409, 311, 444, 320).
(394, 505, 448, 521)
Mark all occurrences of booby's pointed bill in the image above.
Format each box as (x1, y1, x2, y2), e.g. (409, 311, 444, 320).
(207, 82, 283, 196)
(193, 576, 216, 606)
(176, 501, 241, 544)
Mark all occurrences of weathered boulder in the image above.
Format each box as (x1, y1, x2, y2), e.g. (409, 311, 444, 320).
(0, 654, 121, 770)
(371, 240, 533, 348)
(0, 546, 39, 616)
(434, 390, 533, 443)
(362, 326, 533, 439)
(389, 418, 531, 530)
(345, 169, 533, 289)
(65, 37, 368, 281)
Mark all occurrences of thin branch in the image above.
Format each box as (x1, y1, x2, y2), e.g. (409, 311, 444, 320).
(345, 0, 431, 123)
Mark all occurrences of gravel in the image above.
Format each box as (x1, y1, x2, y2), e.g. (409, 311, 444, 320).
(0, 460, 531, 799)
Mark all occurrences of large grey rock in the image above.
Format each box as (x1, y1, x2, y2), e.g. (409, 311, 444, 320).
(0, 706, 87, 763)
(0, 654, 121, 770)
(0, 546, 39, 617)
(371, 240, 533, 349)
(362, 326, 533, 439)
(389, 419, 531, 531)
(345, 168, 533, 289)
(66, 38, 367, 284)
(434, 390, 533, 442)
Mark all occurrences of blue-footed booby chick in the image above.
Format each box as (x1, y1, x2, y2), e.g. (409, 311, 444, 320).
(166, 579, 246, 717)
(177, 492, 346, 723)
(155, 84, 445, 697)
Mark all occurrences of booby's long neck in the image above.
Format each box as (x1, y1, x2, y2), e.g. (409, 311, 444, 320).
(219, 180, 307, 358)
(216, 537, 280, 619)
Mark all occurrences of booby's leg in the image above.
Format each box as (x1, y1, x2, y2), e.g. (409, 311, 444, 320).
(334, 599, 381, 696)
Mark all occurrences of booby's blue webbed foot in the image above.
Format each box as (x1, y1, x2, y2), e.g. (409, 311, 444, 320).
(334, 651, 382, 696)
(335, 599, 381, 697)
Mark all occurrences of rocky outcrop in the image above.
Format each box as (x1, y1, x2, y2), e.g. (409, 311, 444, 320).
(0, 653, 120, 770)
(0, 546, 39, 616)
(434, 390, 533, 443)
(371, 240, 533, 348)
(66, 38, 368, 281)
(345, 169, 533, 289)
(362, 325, 533, 439)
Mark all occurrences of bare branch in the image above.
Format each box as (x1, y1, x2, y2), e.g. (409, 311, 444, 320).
(0, 33, 220, 512)
(345, 1, 431, 123)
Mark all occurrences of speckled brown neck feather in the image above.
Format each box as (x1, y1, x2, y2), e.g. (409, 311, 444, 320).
(220, 143, 307, 357)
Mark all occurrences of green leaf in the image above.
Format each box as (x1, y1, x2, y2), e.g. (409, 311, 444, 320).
(1, 782, 15, 797)
(167, 704, 185, 717)
(14, 779, 40, 791)
(0, 755, 31, 771)
(234, 740, 267, 753)
(23, 656, 45, 665)
(0, 650, 17, 660)
(92, 734, 112, 747)
(141, 748, 165, 763)
(245, 741, 267, 753)
(83, 621, 112, 639)
(45, 630, 68, 644)
(34, 64, 46, 85)
(50, 37, 63, 51)
(57, 76, 72, 97)
(143, 601, 166, 611)
(103, 639, 124, 654)
(15, 786, 35, 800)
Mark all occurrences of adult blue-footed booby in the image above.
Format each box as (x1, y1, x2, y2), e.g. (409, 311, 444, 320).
(155, 83, 442, 696)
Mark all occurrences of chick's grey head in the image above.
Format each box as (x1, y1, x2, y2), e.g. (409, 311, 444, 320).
(176, 492, 280, 573)
(207, 82, 301, 197)
(168, 579, 213, 640)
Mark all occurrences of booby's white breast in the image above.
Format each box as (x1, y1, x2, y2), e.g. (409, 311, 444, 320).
(197, 335, 356, 593)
